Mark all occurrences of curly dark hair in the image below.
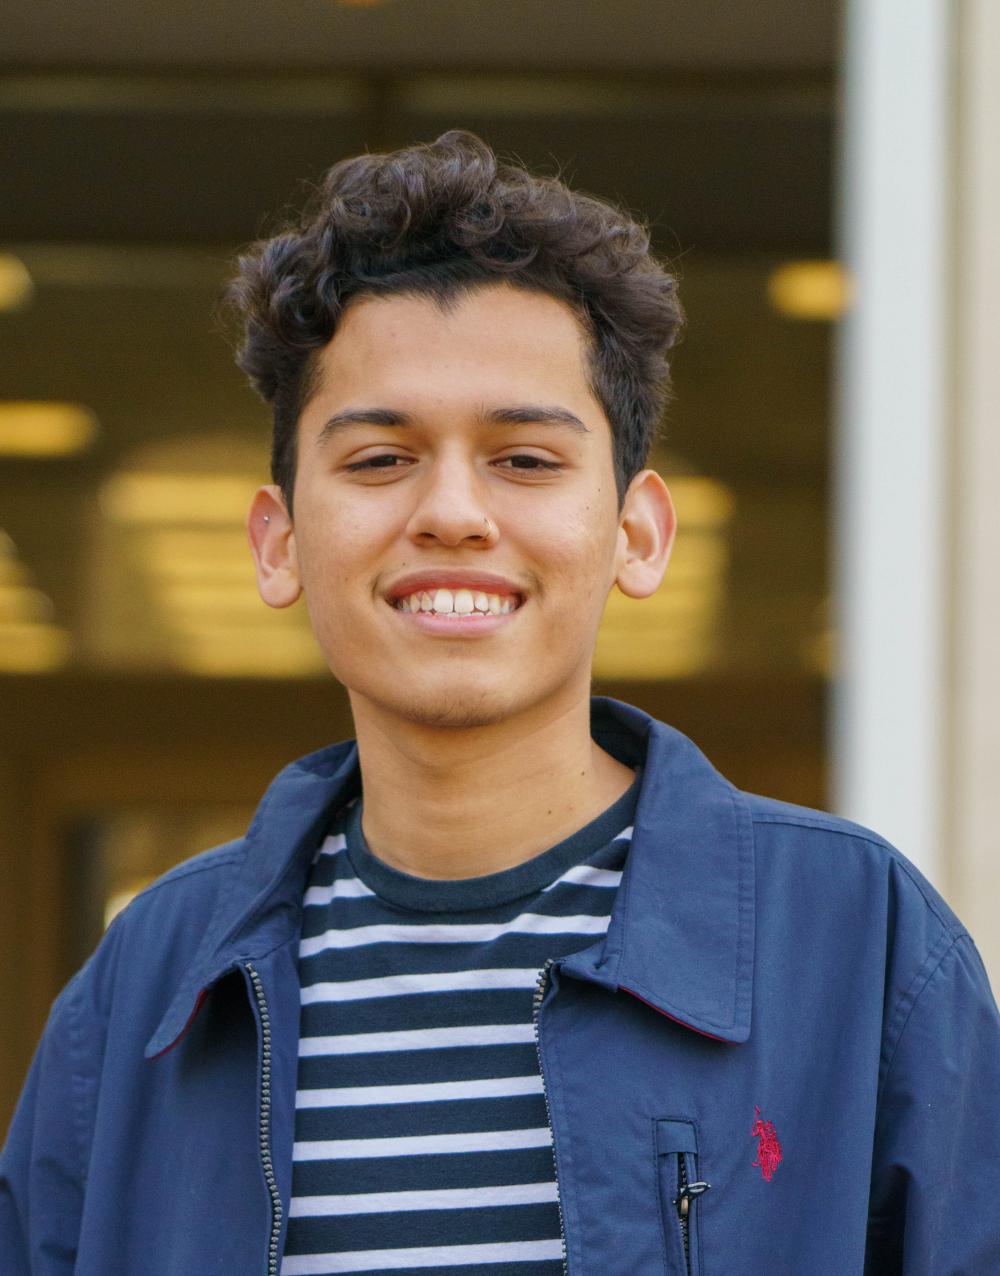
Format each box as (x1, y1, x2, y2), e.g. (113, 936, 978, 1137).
(225, 130, 683, 510)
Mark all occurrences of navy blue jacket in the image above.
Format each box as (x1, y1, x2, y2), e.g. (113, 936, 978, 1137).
(3, 698, 1000, 1274)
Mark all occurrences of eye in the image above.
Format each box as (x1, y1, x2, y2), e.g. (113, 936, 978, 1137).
(344, 453, 409, 472)
(497, 454, 562, 472)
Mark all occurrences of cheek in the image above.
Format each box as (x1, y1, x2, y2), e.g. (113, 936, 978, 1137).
(525, 501, 620, 606)
(294, 522, 371, 632)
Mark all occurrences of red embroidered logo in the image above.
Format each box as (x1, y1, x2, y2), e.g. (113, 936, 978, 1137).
(751, 1105, 782, 1181)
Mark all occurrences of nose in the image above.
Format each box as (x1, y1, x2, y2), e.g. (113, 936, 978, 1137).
(404, 454, 499, 548)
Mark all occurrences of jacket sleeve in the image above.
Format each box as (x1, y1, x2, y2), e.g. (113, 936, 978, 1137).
(865, 932, 1000, 1274)
(0, 974, 91, 1274)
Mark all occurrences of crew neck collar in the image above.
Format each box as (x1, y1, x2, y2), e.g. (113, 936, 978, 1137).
(343, 774, 639, 914)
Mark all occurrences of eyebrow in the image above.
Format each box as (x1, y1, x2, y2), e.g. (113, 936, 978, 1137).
(314, 404, 590, 447)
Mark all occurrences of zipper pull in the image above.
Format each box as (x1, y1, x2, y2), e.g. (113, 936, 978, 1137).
(675, 1181, 711, 1218)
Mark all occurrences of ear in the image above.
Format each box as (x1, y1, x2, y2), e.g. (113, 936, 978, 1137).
(246, 485, 302, 609)
(613, 469, 677, 598)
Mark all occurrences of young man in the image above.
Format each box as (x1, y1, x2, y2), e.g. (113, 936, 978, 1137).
(2, 131, 999, 1275)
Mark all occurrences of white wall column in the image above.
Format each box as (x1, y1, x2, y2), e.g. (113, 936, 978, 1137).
(833, 0, 952, 882)
(836, 0, 1000, 986)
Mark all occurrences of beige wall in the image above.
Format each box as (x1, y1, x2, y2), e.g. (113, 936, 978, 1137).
(946, 0, 1000, 988)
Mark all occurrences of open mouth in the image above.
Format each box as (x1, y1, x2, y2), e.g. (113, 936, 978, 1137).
(391, 587, 522, 617)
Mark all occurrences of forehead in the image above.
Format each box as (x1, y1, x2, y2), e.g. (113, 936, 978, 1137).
(309, 283, 597, 408)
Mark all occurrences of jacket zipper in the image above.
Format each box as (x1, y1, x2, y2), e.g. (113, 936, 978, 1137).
(532, 957, 569, 1275)
(673, 1154, 711, 1276)
(246, 962, 283, 1276)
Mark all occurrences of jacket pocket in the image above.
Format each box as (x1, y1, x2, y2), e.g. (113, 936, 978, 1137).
(656, 1118, 710, 1276)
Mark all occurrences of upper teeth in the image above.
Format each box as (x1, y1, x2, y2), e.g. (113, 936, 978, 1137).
(395, 588, 516, 616)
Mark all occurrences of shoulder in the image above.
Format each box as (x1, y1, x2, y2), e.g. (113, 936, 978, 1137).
(735, 790, 1000, 1082)
(744, 789, 967, 939)
(111, 838, 246, 944)
(747, 789, 899, 851)
(743, 789, 965, 937)
(73, 839, 247, 1013)
(129, 838, 246, 906)
(738, 788, 976, 1032)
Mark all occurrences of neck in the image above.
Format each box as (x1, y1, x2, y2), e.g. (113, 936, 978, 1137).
(349, 693, 635, 879)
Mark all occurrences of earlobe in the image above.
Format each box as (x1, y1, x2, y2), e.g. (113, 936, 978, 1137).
(614, 470, 677, 600)
(246, 485, 302, 609)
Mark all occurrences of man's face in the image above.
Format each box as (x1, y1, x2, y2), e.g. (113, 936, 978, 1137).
(265, 283, 642, 730)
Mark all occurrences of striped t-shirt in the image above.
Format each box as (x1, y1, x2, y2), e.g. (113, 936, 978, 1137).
(281, 777, 638, 1276)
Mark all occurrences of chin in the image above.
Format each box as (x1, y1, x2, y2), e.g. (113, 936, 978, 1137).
(345, 672, 537, 732)
(389, 688, 519, 731)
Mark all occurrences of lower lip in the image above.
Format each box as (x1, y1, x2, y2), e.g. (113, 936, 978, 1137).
(387, 601, 520, 636)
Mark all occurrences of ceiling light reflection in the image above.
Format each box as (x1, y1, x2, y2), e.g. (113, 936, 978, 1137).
(0, 402, 98, 456)
(0, 621, 72, 672)
(0, 254, 33, 311)
(0, 583, 55, 622)
(137, 528, 253, 582)
(0, 529, 71, 671)
(102, 472, 257, 523)
(767, 260, 852, 321)
(172, 626, 324, 677)
(157, 581, 264, 613)
(145, 555, 255, 583)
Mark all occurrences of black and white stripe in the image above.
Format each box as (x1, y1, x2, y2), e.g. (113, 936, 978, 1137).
(282, 786, 635, 1276)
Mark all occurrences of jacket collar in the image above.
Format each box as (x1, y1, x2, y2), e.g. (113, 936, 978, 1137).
(146, 696, 754, 1057)
(565, 698, 755, 1044)
(145, 740, 362, 1058)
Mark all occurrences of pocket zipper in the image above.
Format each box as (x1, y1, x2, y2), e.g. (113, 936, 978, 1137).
(673, 1150, 711, 1276)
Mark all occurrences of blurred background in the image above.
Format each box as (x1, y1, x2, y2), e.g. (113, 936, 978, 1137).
(2, 0, 998, 1130)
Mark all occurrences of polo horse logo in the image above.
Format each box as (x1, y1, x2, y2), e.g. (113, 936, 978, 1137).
(751, 1105, 782, 1182)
